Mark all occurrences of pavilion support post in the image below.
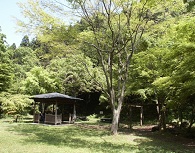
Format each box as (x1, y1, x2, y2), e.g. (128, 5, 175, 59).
(33, 102, 37, 123)
(55, 102, 58, 125)
(42, 103, 45, 114)
(53, 104, 55, 114)
(73, 103, 76, 123)
(140, 106, 143, 126)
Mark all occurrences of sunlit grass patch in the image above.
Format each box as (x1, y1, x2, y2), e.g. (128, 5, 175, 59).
(0, 118, 194, 153)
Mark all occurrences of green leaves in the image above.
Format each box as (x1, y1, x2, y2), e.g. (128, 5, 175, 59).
(0, 92, 33, 116)
(21, 67, 57, 95)
(0, 64, 13, 92)
(47, 53, 105, 95)
(0, 30, 13, 93)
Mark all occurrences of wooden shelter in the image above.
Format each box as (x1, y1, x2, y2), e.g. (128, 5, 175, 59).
(31, 92, 82, 125)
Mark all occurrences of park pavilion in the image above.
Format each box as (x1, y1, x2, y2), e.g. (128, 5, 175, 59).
(31, 92, 82, 125)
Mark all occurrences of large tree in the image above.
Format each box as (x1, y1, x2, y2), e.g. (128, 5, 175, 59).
(6, 46, 40, 93)
(16, 0, 185, 134)
(153, 15, 195, 131)
(62, 0, 184, 134)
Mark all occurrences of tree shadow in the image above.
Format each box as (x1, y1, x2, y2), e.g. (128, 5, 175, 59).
(130, 126, 195, 153)
(7, 123, 195, 153)
(7, 124, 137, 153)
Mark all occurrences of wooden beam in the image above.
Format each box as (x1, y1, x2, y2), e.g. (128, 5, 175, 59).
(130, 105, 142, 108)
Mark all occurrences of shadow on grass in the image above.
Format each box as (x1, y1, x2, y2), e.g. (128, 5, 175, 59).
(131, 127, 195, 153)
(8, 124, 137, 153)
(7, 123, 195, 153)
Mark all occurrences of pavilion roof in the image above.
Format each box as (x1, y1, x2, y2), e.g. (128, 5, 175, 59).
(31, 92, 83, 104)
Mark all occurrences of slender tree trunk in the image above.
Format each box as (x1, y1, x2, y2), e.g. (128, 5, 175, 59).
(179, 109, 183, 128)
(155, 95, 166, 131)
(188, 109, 194, 132)
(129, 106, 133, 130)
(15, 115, 19, 123)
(155, 99, 161, 128)
(111, 109, 121, 135)
(161, 109, 166, 131)
(158, 105, 166, 131)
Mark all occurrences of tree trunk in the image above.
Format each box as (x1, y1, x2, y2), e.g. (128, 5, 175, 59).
(188, 109, 194, 132)
(155, 95, 167, 131)
(111, 109, 121, 135)
(140, 106, 143, 126)
(15, 115, 19, 122)
(155, 99, 161, 128)
(179, 109, 183, 128)
(129, 106, 132, 130)
(161, 109, 166, 131)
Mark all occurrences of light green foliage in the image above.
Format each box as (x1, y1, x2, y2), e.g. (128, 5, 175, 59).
(160, 16, 195, 98)
(150, 14, 195, 127)
(16, 0, 63, 35)
(6, 47, 40, 93)
(16, 0, 78, 59)
(47, 53, 105, 95)
(21, 67, 58, 95)
(11, 47, 39, 68)
(168, 17, 195, 112)
(0, 92, 33, 117)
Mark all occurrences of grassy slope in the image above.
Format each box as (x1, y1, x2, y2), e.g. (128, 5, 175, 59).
(0, 118, 194, 153)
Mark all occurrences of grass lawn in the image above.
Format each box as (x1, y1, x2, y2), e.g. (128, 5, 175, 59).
(0, 117, 194, 153)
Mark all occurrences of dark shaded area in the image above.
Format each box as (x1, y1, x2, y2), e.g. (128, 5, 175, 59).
(100, 118, 112, 123)
(77, 92, 102, 115)
(121, 94, 159, 123)
(132, 125, 195, 151)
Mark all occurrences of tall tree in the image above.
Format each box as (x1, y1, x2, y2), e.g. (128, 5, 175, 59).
(16, 0, 185, 134)
(16, 0, 81, 64)
(154, 15, 195, 130)
(20, 35, 30, 47)
(63, 0, 184, 134)
(9, 43, 17, 50)
(0, 30, 13, 92)
(7, 47, 40, 93)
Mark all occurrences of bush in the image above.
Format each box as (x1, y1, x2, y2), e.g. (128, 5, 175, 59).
(0, 92, 33, 121)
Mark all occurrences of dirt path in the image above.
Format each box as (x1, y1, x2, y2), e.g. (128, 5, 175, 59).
(132, 125, 195, 148)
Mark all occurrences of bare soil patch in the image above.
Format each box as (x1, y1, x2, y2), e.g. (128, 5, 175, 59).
(132, 125, 195, 149)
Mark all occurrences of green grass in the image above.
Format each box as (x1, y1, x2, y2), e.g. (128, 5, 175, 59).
(0, 117, 194, 153)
